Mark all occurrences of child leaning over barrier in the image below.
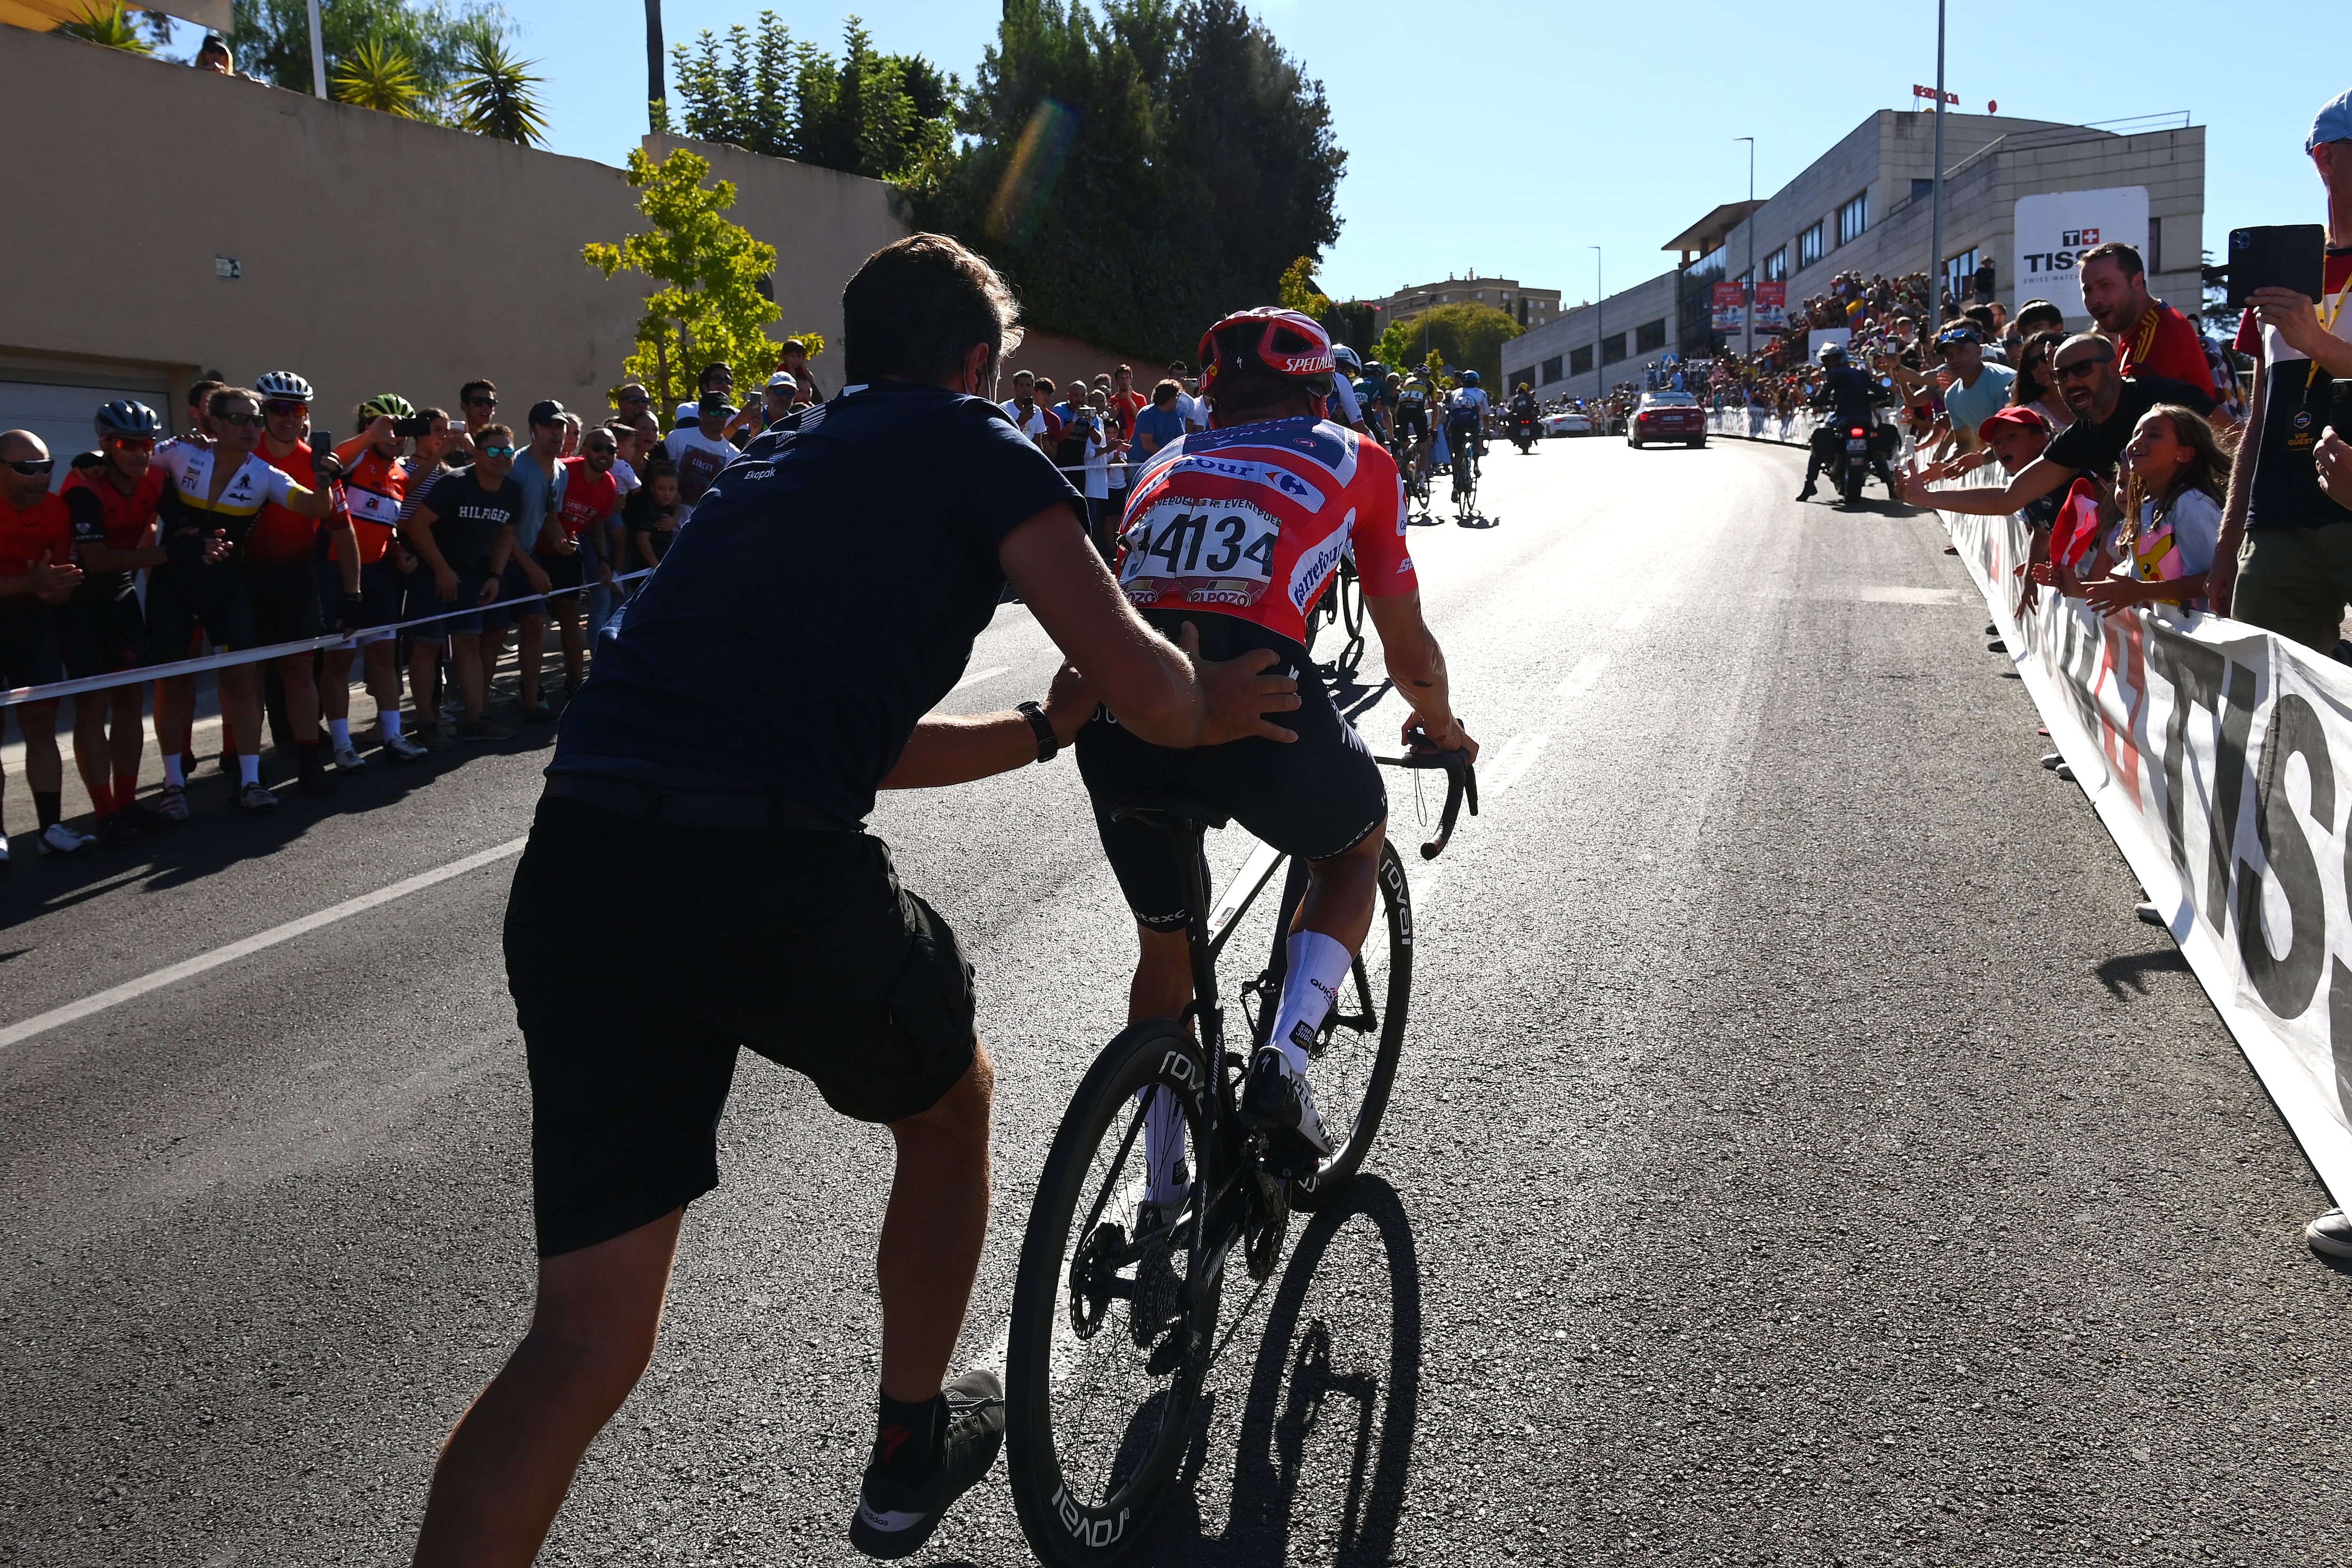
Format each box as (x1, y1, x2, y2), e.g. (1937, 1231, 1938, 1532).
(2080, 404, 2233, 619)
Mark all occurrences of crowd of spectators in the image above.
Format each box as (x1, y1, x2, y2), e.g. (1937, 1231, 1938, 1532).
(0, 347, 829, 864)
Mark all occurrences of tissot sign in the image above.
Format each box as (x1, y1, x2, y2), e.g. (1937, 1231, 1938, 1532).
(2013, 187, 2150, 311)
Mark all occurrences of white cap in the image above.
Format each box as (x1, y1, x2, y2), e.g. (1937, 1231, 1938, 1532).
(673, 401, 700, 423)
(765, 371, 798, 390)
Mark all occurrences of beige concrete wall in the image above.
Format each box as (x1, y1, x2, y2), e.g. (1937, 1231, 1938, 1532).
(0, 27, 906, 440)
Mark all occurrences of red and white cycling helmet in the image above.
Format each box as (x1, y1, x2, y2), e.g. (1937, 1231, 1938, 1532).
(1197, 307, 1336, 410)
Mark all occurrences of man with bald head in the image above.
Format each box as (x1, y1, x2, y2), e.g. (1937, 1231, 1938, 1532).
(0, 430, 95, 861)
(1903, 331, 2215, 517)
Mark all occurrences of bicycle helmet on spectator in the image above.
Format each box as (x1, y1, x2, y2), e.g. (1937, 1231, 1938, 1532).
(1197, 306, 1335, 414)
(1461, 370, 1480, 386)
(255, 370, 316, 403)
(95, 398, 163, 439)
(358, 393, 416, 422)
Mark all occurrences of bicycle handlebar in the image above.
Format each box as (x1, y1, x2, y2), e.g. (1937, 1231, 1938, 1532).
(1373, 740, 1478, 860)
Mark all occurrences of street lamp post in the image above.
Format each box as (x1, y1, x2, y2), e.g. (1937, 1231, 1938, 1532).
(1590, 246, 1603, 405)
(1930, 0, 1947, 322)
(1736, 137, 1756, 366)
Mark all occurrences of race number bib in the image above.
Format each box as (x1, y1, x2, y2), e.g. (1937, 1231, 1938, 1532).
(1119, 496, 1280, 608)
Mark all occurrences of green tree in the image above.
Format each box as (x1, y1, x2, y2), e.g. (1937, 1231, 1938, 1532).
(452, 36, 546, 144)
(230, 0, 508, 123)
(917, 0, 1343, 360)
(584, 147, 786, 412)
(1278, 257, 1330, 319)
(667, 13, 956, 185)
(1375, 302, 1523, 386)
(58, 2, 155, 52)
(333, 36, 424, 115)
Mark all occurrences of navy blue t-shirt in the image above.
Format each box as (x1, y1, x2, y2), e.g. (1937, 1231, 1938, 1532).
(550, 381, 1083, 820)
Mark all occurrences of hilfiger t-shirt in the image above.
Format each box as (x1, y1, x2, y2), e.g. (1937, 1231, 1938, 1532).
(250, 439, 331, 563)
(411, 468, 523, 568)
(1114, 415, 1416, 649)
(548, 457, 620, 545)
(0, 492, 73, 580)
(2236, 250, 2352, 531)
(156, 442, 300, 552)
(333, 438, 407, 563)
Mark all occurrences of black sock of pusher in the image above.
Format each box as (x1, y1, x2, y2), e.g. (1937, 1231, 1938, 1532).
(34, 791, 62, 830)
(874, 1389, 946, 1481)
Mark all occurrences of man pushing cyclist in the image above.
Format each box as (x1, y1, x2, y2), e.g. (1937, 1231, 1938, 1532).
(1084, 307, 1478, 1188)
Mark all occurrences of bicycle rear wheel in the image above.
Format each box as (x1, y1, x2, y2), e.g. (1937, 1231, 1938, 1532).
(1255, 840, 1414, 1210)
(1007, 1019, 1228, 1566)
(1338, 557, 1365, 645)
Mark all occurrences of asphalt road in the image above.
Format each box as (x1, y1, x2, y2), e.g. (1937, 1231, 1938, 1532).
(3, 434, 2344, 1568)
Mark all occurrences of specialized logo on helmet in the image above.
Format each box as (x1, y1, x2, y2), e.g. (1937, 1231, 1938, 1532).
(1284, 355, 1332, 374)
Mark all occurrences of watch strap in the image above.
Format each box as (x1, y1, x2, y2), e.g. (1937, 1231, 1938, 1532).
(1017, 700, 1058, 764)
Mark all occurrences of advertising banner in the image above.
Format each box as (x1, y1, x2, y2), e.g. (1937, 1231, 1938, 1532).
(1711, 282, 1745, 334)
(2013, 187, 2150, 314)
(1947, 500, 2352, 1204)
(1755, 281, 1788, 334)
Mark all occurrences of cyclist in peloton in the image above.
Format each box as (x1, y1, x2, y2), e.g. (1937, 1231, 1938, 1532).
(1394, 368, 1436, 484)
(1325, 344, 1372, 436)
(1445, 369, 1492, 479)
(1081, 306, 1479, 1194)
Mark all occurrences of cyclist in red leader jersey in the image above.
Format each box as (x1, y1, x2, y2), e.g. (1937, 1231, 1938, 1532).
(1082, 307, 1478, 1176)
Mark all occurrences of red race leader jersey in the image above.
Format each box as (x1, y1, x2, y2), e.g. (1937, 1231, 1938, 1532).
(1113, 415, 1415, 646)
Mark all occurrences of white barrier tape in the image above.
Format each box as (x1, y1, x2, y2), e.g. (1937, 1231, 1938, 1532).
(0, 565, 655, 709)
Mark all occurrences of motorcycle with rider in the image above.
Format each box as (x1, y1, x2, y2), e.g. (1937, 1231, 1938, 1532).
(1507, 382, 1541, 454)
(1796, 341, 1899, 506)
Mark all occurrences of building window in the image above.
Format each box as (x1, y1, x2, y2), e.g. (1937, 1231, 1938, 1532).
(1837, 192, 1868, 246)
(1634, 319, 1666, 353)
(1797, 222, 1825, 269)
(1763, 247, 1788, 282)
(1541, 355, 1564, 384)
(1507, 366, 1534, 391)
(1570, 345, 1594, 376)
(2149, 215, 2163, 274)
(1943, 247, 1977, 301)
(1911, 177, 1934, 203)
(1601, 333, 1628, 366)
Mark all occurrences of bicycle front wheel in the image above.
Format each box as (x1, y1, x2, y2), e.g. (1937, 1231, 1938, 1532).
(1283, 839, 1414, 1210)
(1007, 1019, 1227, 1566)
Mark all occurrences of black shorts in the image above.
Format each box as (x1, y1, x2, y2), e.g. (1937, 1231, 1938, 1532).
(507, 795, 980, 1257)
(1075, 611, 1386, 932)
(0, 603, 60, 692)
(244, 558, 322, 647)
(147, 559, 260, 654)
(1396, 407, 1430, 439)
(534, 547, 586, 605)
(55, 582, 149, 677)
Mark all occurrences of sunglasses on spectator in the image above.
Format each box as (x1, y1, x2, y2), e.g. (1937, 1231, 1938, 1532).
(479, 445, 516, 458)
(467, 396, 498, 409)
(2054, 354, 2113, 380)
(217, 411, 265, 428)
(3, 457, 55, 476)
(106, 436, 157, 453)
(263, 399, 308, 417)
(618, 391, 649, 404)
(584, 440, 616, 454)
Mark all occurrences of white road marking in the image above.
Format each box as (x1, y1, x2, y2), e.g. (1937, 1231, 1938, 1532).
(1483, 730, 1552, 800)
(1612, 604, 1653, 632)
(950, 665, 1010, 693)
(0, 837, 528, 1051)
(1553, 653, 1610, 700)
(1853, 586, 1960, 605)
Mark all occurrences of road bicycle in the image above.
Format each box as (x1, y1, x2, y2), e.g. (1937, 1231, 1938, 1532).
(1400, 434, 1435, 522)
(1004, 741, 1476, 1566)
(1450, 424, 1483, 525)
(1301, 551, 1365, 681)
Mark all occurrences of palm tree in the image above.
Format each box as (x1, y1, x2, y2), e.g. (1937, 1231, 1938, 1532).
(453, 38, 548, 147)
(58, 1, 153, 53)
(333, 38, 425, 118)
(644, 0, 666, 133)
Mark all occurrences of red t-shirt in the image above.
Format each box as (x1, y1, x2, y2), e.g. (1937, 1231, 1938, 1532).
(549, 457, 620, 544)
(0, 492, 73, 580)
(1111, 389, 1147, 439)
(2119, 301, 2216, 400)
(333, 437, 405, 564)
(1114, 415, 1416, 647)
(250, 438, 328, 563)
(59, 462, 166, 552)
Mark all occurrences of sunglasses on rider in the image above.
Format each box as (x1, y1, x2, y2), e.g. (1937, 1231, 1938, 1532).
(3, 457, 55, 477)
(2053, 352, 2114, 381)
(263, 398, 309, 417)
(106, 436, 157, 453)
(478, 445, 516, 459)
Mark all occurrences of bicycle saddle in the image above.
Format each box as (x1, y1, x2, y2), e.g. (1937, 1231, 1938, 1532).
(1107, 795, 1231, 832)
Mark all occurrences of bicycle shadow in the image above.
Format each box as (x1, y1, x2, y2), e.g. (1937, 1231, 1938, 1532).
(1138, 1173, 1422, 1565)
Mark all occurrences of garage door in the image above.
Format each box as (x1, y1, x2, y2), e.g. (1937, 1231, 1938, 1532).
(0, 368, 175, 490)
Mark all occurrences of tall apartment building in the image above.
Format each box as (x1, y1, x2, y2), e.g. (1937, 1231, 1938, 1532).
(1364, 274, 1563, 332)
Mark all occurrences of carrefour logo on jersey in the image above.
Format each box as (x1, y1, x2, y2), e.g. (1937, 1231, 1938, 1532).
(1168, 454, 1326, 513)
(1287, 515, 1355, 613)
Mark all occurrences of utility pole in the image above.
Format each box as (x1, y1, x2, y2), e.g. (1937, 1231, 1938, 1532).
(1736, 137, 1756, 365)
(305, 0, 326, 97)
(646, 0, 667, 132)
(1590, 246, 1603, 404)
(1930, 0, 1947, 324)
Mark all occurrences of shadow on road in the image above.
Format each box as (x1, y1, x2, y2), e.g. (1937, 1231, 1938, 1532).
(1139, 1173, 1422, 1566)
(2096, 945, 2192, 998)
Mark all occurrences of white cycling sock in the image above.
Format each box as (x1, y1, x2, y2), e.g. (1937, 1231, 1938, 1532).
(161, 755, 184, 788)
(1141, 1085, 1189, 1209)
(237, 754, 260, 788)
(327, 718, 351, 749)
(1267, 930, 1354, 1075)
(380, 709, 404, 741)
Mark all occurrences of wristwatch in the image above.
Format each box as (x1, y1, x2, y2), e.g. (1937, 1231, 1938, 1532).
(1017, 700, 1059, 764)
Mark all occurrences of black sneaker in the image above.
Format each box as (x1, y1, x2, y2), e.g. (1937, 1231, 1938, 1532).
(848, 1370, 1007, 1560)
(1240, 1047, 1334, 1160)
(1795, 485, 1816, 501)
(94, 812, 140, 849)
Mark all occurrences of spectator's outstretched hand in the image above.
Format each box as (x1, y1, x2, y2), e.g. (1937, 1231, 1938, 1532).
(2316, 427, 2352, 511)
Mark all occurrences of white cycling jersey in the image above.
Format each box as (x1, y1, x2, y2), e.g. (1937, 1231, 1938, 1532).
(1447, 387, 1490, 423)
(1329, 376, 1364, 425)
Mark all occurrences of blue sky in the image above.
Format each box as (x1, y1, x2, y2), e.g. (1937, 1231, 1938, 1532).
(199, 1, 2347, 307)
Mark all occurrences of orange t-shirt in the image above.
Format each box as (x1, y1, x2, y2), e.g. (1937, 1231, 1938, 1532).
(0, 492, 73, 580)
(250, 438, 329, 563)
(333, 437, 405, 564)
